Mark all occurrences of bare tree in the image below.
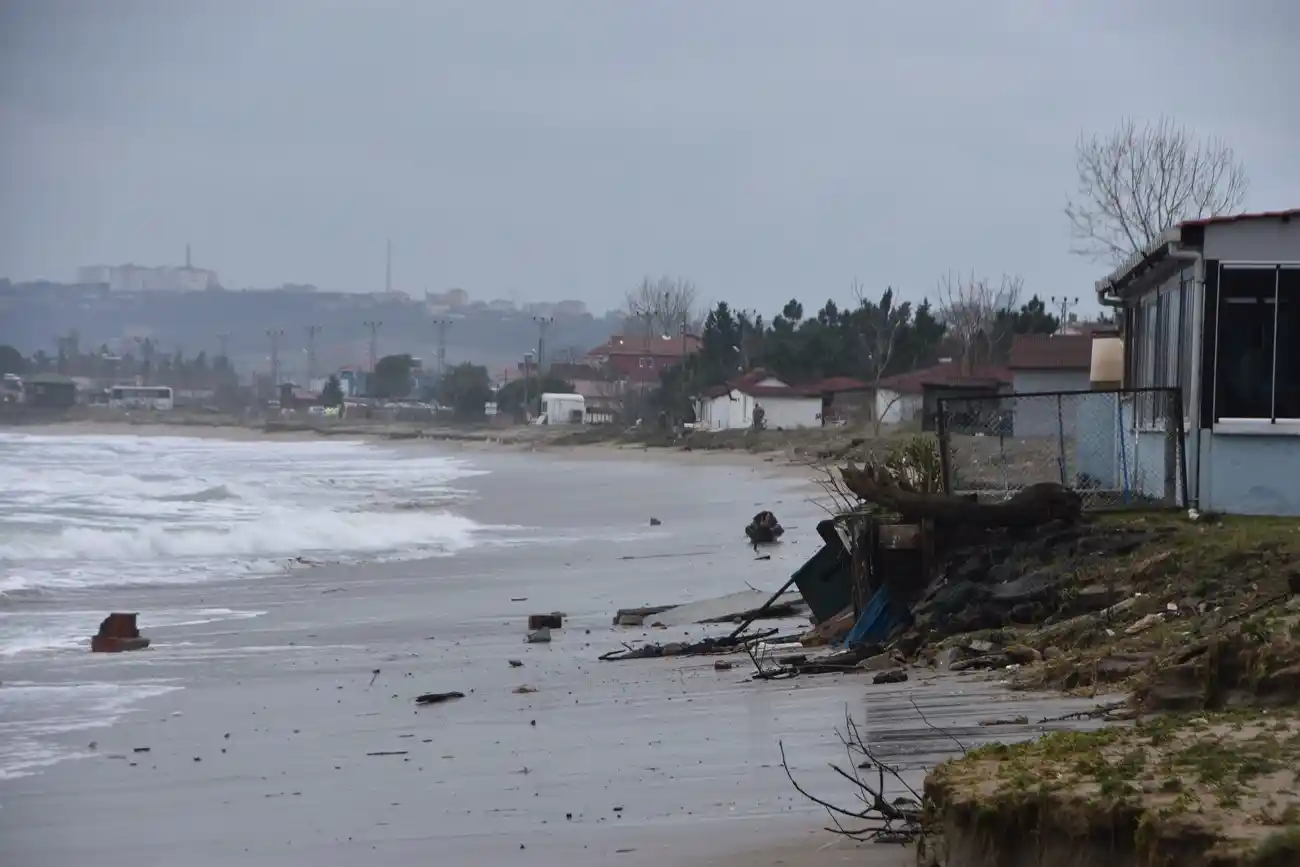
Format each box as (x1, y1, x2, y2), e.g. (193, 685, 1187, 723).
(936, 272, 1022, 369)
(1065, 117, 1249, 265)
(623, 275, 698, 338)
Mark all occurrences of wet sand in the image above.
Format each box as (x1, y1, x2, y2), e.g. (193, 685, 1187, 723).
(0, 447, 1108, 866)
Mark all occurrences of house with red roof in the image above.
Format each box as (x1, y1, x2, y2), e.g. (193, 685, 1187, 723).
(694, 369, 871, 430)
(1094, 208, 1300, 514)
(874, 360, 1011, 431)
(583, 332, 701, 387)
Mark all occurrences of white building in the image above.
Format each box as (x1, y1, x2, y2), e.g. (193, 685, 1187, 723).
(77, 264, 220, 292)
(695, 370, 823, 430)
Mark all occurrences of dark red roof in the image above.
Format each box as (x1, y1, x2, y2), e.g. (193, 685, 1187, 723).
(1008, 334, 1093, 370)
(811, 376, 871, 394)
(701, 370, 871, 399)
(586, 333, 701, 358)
(1180, 208, 1300, 228)
(877, 361, 1010, 394)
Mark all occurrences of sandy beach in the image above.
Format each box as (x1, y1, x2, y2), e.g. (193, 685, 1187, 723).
(0, 431, 1108, 866)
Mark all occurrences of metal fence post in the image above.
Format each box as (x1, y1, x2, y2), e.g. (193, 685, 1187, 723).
(1055, 394, 1067, 486)
(1171, 387, 1190, 509)
(935, 398, 952, 495)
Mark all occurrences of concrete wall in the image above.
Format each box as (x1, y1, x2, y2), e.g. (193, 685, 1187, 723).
(1011, 370, 1091, 437)
(876, 389, 922, 425)
(699, 392, 751, 430)
(1200, 434, 1300, 516)
(757, 395, 822, 429)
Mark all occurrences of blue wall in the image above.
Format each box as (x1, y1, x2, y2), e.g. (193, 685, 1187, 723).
(1201, 434, 1300, 516)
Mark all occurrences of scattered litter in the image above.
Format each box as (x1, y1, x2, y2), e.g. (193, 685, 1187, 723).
(979, 716, 1030, 727)
(369, 669, 381, 687)
(132, 747, 151, 753)
(513, 685, 538, 694)
(511, 597, 528, 602)
(649, 517, 662, 526)
(526, 627, 552, 644)
(745, 510, 785, 548)
(754, 554, 771, 561)
(508, 659, 524, 668)
(713, 660, 733, 671)
(414, 691, 465, 705)
(366, 751, 409, 757)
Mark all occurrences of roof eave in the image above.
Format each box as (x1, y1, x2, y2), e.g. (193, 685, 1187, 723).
(1093, 227, 1185, 305)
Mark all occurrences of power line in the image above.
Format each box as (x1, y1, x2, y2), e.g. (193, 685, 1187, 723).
(363, 320, 382, 372)
(304, 324, 322, 382)
(1051, 296, 1080, 329)
(533, 315, 554, 375)
(265, 328, 285, 388)
(431, 318, 452, 378)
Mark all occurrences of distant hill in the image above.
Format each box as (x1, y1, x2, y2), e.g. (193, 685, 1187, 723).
(0, 283, 623, 382)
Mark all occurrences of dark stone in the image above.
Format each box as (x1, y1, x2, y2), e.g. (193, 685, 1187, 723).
(1289, 571, 1300, 596)
(91, 613, 149, 653)
(872, 669, 908, 685)
(528, 613, 563, 630)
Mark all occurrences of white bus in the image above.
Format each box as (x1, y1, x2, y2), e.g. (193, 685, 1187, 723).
(109, 385, 174, 410)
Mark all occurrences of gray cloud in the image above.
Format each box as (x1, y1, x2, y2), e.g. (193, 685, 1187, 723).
(2, 0, 1296, 312)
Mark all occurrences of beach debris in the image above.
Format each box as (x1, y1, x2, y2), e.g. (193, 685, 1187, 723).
(414, 691, 465, 705)
(132, 747, 150, 753)
(599, 628, 778, 662)
(511, 597, 528, 602)
(366, 751, 409, 757)
(612, 605, 674, 626)
(369, 668, 381, 687)
(745, 510, 785, 549)
(528, 613, 564, 630)
(713, 660, 733, 671)
(508, 659, 524, 668)
(872, 669, 908, 685)
(513, 685, 538, 694)
(979, 715, 1030, 727)
(526, 627, 552, 644)
(90, 612, 151, 653)
(754, 554, 771, 561)
(649, 517, 662, 526)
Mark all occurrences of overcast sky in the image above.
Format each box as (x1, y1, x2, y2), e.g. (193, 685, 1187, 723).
(2, 0, 1296, 315)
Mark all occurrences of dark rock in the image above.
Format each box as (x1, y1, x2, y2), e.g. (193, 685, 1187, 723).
(529, 613, 563, 630)
(713, 660, 733, 671)
(91, 613, 150, 653)
(649, 517, 662, 526)
(872, 670, 908, 685)
(1289, 571, 1300, 596)
(1094, 652, 1154, 682)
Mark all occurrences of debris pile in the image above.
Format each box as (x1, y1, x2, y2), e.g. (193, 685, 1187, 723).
(745, 510, 784, 547)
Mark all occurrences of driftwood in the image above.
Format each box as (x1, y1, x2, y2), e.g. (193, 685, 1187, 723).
(838, 463, 1081, 528)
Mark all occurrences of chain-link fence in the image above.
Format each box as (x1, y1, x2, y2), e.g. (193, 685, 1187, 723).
(935, 387, 1187, 511)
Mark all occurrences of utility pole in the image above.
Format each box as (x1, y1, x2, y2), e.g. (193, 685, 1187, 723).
(266, 328, 284, 390)
(364, 320, 382, 372)
(384, 239, 392, 295)
(431, 318, 451, 378)
(216, 332, 231, 362)
(304, 324, 322, 383)
(533, 315, 553, 376)
(1050, 296, 1080, 331)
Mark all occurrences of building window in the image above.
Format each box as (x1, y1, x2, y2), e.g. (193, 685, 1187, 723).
(638, 357, 655, 369)
(1130, 267, 1195, 429)
(1214, 265, 1300, 423)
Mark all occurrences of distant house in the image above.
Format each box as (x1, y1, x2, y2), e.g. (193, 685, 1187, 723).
(696, 370, 823, 430)
(1096, 207, 1300, 515)
(875, 361, 1011, 431)
(22, 372, 78, 409)
(1008, 333, 1095, 438)
(584, 333, 701, 386)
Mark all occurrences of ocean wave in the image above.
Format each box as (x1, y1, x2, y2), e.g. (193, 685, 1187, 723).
(152, 484, 239, 503)
(0, 509, 482, 562)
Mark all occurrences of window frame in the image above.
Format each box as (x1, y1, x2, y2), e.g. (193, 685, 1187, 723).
(1212, 261, 1300, 436)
